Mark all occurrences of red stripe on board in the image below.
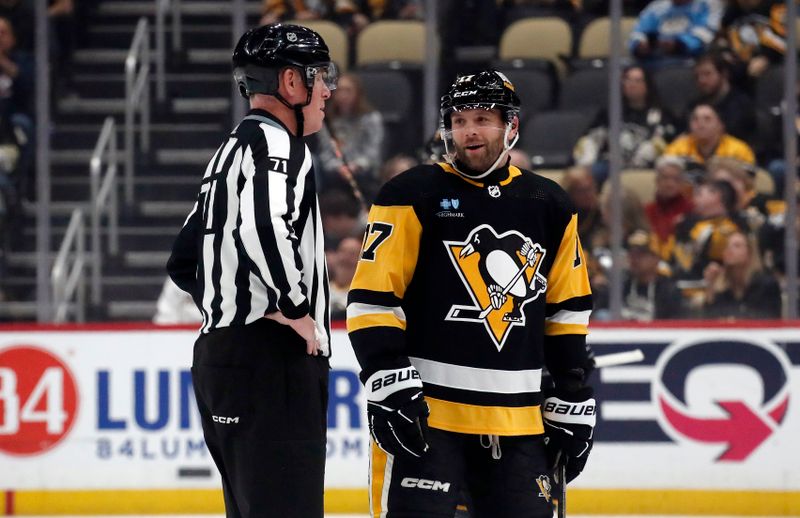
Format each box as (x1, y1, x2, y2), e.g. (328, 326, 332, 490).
(0, 319, 799, 332)
(4, 490, 13, 515)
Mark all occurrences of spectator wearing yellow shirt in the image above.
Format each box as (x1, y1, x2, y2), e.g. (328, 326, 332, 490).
(663, 103, 755, 170)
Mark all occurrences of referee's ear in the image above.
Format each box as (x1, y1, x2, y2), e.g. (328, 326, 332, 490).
(280, 67, 306, 104)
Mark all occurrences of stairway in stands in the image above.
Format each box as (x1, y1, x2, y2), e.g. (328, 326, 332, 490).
(1, 0, 260, 321)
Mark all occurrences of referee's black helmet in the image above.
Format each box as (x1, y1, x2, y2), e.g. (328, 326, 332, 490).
(233, 23, 337, 99)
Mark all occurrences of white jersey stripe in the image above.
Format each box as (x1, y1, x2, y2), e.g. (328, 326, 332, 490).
(546, 309, 591, 325)
(409, 356, 542, 394)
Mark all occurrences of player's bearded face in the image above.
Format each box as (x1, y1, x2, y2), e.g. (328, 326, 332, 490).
(450, 109, 508, 172)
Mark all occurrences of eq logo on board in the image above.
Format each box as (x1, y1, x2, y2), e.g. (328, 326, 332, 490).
(653, 338, 791, 461)
(0, 345, 79, 456)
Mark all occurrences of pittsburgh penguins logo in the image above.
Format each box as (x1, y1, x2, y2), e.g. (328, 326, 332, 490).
(444, 224, 547, 350)
(535, 475, 552, 502)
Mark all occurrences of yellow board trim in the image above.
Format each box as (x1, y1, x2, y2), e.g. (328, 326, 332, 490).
(425, 397, 544, 435)
(2, 488, 799, 515)
(347, 312, 406, 332)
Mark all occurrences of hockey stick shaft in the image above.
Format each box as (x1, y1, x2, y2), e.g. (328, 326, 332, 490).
(558, 463, 567, 518)
(593, 349, 645, 368)
(324, 119, 368, 215)
(477, 259, 530, 318)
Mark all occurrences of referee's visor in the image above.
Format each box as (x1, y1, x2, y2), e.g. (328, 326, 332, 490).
(305, 62, 338, 91)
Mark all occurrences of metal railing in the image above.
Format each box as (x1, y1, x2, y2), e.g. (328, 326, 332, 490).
(155, 0, 182, 103)
(51, 209, 87, 323)
(125, 16, 151, 206)
(90, 116, 120, 306)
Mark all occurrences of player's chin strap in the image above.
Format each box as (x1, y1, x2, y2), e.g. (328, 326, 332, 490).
(444, 122, 519, 180)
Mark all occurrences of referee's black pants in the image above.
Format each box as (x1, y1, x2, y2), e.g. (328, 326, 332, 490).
(192, 318, 330, 518)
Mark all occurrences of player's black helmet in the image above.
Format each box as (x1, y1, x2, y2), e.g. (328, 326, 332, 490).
(440, 70, 521, 129)
(232, 23, 337, 99)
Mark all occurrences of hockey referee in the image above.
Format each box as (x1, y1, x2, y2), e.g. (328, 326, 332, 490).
(167, 24, 337, 518)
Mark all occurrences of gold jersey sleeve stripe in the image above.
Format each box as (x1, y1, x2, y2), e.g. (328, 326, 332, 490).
(545, 321, 589, 336)
(347, 312, 407, 332)
(349, 205, 422, 299)
(546, 213, 592, 304)
(425, 396, 544, 435)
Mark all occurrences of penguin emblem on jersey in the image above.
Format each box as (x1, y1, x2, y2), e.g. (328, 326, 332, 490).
(444, 224, 547, 350)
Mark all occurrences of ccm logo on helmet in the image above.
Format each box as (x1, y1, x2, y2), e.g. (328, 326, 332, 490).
(370, 368, 421, 392)
(212, 415, 240, 424)
(452, 90, 478, 98)
(543, 402, 596, 416)
(401, 478, 451, 492)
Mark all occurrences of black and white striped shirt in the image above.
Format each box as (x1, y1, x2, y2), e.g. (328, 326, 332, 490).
(168, 109, 330, 351)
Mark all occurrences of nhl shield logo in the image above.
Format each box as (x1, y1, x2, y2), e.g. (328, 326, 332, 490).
(444, 224, 547, 350)
(287, 32, 298, 42)
(487, 185, 501, 198)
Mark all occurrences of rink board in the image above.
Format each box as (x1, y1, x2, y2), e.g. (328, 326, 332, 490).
(0, 322, 799, 515)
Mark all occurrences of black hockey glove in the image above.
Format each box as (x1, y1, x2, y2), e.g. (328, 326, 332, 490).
(364, 366, 430, 458)
(542, 386, 596, 484)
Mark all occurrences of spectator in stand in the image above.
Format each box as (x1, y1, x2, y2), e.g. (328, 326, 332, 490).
(759, 196, 798, 275)
(508, 147, 532, 171)
(573, 64, 677, 185)
(315, 72, 384, 201)
(702, 230, 781, 319)
(645, 155, 694, 259)
(319, 188, 363, 250)
(260, 0, 328, 25)
(621, 229, 684, 321)
(707, 156, 780, 232)
(562, 165, 604, 248)
(672, 179, 746, 294)
(0, 0, 32, 51)
(629, 0, 723, 62)
(378, 153, 418, 185)
(586, 187, 651, 319)
(261, 1, 421, 37)
(328, 236, 362, 320)
(690, 52, 756, 142)
(663, 103, 755, 170)
(717, 0, 791, 82)
(0, 16, 32, 221)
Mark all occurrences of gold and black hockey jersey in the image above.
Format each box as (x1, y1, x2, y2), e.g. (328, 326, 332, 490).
(347, 163, 593, 436)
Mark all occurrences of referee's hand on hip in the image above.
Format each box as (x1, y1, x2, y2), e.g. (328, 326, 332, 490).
(265, 312, 323, 356)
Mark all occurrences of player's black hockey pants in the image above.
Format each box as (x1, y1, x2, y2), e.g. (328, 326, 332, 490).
(369, 428, 555, 517)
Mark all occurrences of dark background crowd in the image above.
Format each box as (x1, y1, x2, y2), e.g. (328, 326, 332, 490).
(1, 0, 797, 323)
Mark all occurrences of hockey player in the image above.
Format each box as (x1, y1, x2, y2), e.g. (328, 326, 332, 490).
(346, 70, 596, 517)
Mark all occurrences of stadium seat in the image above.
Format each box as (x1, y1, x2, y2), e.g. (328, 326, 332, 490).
(356, 20, 426, 68)
(534, 169, 564, 185)
(521, 110, 592, 168)
(577, 17, 637, 59)
(287, 20, 349, 71)
(653, 65, 697, 121)
(499, 18, 572, 77)
(493, 65, 555, 115)
(620, 168, 657, 203)
(559, 67, 609, 112)
(755, 168, 775, 196)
